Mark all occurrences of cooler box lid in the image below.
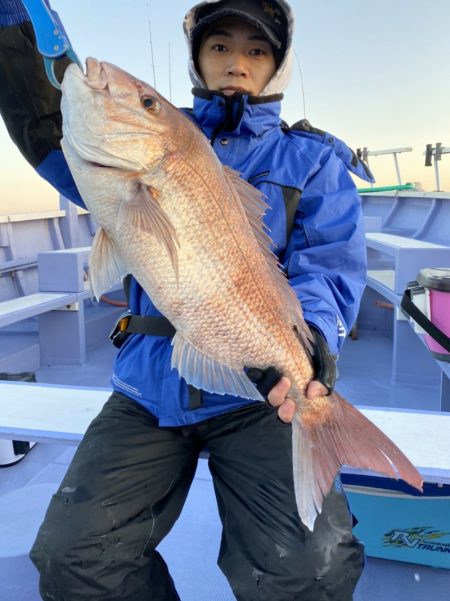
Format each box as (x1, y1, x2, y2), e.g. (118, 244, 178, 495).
(417, 267, 450, 291)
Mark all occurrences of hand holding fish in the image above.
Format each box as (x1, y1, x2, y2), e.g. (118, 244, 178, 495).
(251, 326, 335, 423)
(268, 377, 329, 423)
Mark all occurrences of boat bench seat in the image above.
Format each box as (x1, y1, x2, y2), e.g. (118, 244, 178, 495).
(0, 246, 92, 329)
(0, 246, 93, 366)
(365, 233, 450, 303)
(0, 381, 449, 485)
(0, 291, 91, 329)
(364, 233, 450, 406)
(0, 246, 124, 366)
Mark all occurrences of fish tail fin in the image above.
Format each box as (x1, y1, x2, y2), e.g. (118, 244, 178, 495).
(292, 391, 423, 531)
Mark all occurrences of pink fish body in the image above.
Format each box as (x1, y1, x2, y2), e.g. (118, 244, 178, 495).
(61, 58, 422, 530)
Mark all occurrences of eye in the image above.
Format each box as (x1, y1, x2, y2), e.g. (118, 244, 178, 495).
(141, 96, 161, 113)
(142, 97, 154, 109)
(249, 48, 267, 57)
(212, 43, 228, 52)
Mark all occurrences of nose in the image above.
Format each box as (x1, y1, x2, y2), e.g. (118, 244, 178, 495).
(226, 52, 248, 78)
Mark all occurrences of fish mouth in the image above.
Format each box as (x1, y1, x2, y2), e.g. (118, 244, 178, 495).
(62, 58, 153, 173)
(87, 160, 110, 169)
(85, 57, 109, 90)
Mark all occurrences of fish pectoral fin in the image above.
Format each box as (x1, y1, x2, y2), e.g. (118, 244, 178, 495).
(117, 183, 179, 274)
(171, 332, 264, 401)
(89, 226, 127, 300)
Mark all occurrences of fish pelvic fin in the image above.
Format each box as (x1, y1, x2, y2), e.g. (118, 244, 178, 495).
(118, 183, 180, 278)
(224, 167, 313, 352)
(171, 332, 264, 401)
(89, 227, 127, 300)
(292, 391, 423, 531)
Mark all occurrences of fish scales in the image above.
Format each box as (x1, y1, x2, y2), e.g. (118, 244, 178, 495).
(60, 58, 423, 531)
(124, 146, 302, 371)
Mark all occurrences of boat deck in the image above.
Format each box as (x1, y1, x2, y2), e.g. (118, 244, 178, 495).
(1, 194, 450, 599)
(1, 329, 449, 601)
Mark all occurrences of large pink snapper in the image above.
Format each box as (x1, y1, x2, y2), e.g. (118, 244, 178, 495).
(60, 58, 422, 530)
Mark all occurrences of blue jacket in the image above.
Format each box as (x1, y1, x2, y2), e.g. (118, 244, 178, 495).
(109, 91, 370, 426)
(0, 14, 371, 425)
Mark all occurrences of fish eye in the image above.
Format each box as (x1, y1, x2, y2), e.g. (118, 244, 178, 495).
(142, 97, 154, 109)
(141, 96, 161, 113)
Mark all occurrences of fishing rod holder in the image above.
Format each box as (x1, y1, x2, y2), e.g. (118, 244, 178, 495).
(424, 143, 450, 192)
(356, 146, 412, 187)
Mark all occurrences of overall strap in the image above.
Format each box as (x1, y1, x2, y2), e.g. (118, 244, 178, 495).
(281, 186, 302, 242)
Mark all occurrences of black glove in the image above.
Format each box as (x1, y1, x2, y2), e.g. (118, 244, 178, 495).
(308, 324, 336, 394)
(245, 366, 283, 401)
(245, 325, 336, 400)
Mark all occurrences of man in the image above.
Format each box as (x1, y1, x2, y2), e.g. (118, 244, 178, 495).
(0, 1, 372, 599)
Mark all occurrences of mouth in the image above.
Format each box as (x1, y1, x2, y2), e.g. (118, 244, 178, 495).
(85, 57, 108, 90)
(89, 160, 110, 169)
(220, 86, 250, 96)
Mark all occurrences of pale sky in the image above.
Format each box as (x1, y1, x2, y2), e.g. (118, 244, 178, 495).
(1, 0, 449, 214)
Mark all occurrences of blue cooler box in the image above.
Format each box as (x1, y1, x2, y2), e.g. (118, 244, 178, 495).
(342, 474, 450, 569)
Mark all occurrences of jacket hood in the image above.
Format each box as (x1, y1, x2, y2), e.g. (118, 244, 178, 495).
(183, 0, 294, 96)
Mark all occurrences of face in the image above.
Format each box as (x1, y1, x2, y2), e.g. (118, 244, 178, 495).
(197, 16, 277, 96)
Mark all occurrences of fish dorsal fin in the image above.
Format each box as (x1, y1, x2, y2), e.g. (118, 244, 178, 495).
(89, 226, 128, 300)
(223, 166, 274, 258)
(171, 332, 264, 401)
(223, 166, 313, 352)
(117, 183, 179, 276)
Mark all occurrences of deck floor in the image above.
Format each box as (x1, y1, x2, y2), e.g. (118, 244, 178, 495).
(1, 330, 448, 600)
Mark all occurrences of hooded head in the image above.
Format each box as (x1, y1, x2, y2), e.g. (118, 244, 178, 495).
(183, 0, 294, 96)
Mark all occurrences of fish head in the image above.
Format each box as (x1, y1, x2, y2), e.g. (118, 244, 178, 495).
(61, 58, 182, 174)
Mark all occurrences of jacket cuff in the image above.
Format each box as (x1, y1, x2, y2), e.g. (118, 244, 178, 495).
(0, 0, 30, 26)
(303, 312, 338, 355)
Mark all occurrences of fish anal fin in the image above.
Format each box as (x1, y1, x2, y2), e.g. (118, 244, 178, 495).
(171, 332, 263, 401)
(293, 391, 423, 531)
(224, 166, 312, 350)
(118, 182, 179, 276)
(89, 226, 127, 300)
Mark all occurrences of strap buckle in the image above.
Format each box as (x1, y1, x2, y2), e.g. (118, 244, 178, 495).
(109, 311, 132, 349)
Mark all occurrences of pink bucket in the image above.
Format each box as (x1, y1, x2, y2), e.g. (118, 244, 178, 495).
(417, 268, 450, 361)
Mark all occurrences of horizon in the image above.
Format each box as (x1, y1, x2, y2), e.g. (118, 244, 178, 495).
(1, 0, 449, 214)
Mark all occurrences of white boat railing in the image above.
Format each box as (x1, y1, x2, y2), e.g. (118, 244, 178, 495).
(424, 143, 450, 192)
(356, 146, 413, 187)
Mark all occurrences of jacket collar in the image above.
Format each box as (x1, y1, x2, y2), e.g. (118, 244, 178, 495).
(191, 88, 283, 141)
